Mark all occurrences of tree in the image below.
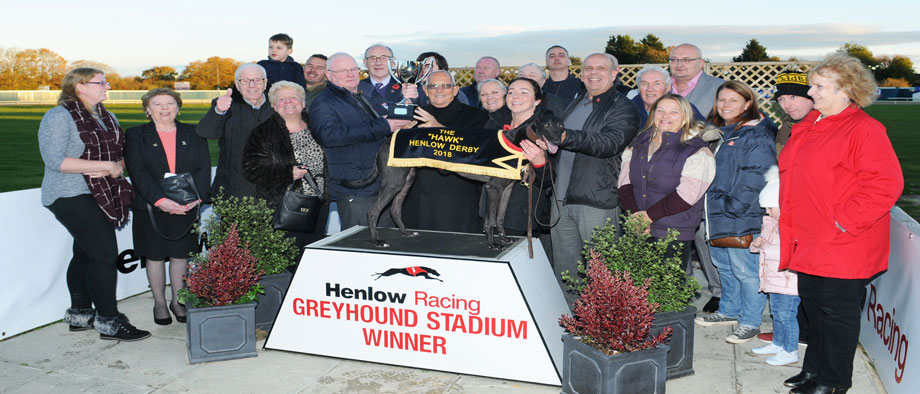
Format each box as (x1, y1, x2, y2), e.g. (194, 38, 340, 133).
(0, 47, 68, 89)
(141, 66, 177, 82)
(733, 39, 776, 62)
(880, 78, 910, 88)
(68, 60, 117, 75)
(569, 56, 582, 66)
(638, 34, 669, 63)
(875, 56, 917, 85)
(839, 43, 878, 69)
(179, 57, 241, 90)
(605, 34, 641, 64)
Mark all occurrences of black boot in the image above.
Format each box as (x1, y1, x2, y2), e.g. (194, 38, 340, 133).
(64, 307, 95, 332)
(702, 296, 720, 313)
(95, 313, 151, 341)
(791, 383, 849, 394)
(784, 371, 818, 388)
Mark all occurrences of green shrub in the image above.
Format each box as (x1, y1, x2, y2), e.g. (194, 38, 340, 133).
(563, 214, 700, 313)
(198, 190, 298, 275)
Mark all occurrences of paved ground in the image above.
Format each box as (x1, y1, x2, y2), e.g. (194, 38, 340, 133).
(0, 265, 886, 394)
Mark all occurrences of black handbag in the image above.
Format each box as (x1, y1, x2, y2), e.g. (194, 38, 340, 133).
(147, 172, 201, 241)
(272, 171, 324, 233)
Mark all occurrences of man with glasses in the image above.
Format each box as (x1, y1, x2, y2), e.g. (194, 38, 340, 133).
(358, 44, 418, 112)
(196, 63, 274, 198)
(310, 52, 412, 229)
(303, 54, 327, 110)
(668, 43, 725, 115)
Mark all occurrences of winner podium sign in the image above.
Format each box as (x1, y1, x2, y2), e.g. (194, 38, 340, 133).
(266, 227, 568, 385)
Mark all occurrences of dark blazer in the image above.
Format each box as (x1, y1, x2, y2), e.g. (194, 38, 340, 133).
(125, 121, 211, 211)
(359, 78, 405, 113)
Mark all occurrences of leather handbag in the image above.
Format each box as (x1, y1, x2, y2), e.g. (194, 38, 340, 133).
(147, 172, 201, 241)
(272, 171, 324, 233)
(709, 234, 753, 248)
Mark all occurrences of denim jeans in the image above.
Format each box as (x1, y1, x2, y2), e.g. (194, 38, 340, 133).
(770, 293, 801, 352)
(710, 242, 766, 327)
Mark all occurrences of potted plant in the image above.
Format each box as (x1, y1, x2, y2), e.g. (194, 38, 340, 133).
(559, 250, 671, 394)
(179, 224, 264, 364)
(200, 192, 299, 331)
(565, 214, 701, 379)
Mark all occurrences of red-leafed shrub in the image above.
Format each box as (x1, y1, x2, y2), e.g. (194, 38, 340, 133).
(560, 249, 672, 355)
(178, 224, 264, 308)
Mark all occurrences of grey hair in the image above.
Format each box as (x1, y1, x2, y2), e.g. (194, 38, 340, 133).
(518, 63, 546, 82)
(477, 56, 501, 68)
(476, 78, 507, 95)
(636, 65, 672, 90)
(425, 70, 456, 86)
(672, 43, 703, 58)
(364, 44, 394, 59)
(545, 45, 569, 57)
(235, 63, 267, 80)
(267, 81, 306, 107)
(583, 53, 619, 71)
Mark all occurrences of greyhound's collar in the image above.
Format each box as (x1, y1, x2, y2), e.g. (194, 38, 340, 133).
(500, 130, 522, 152)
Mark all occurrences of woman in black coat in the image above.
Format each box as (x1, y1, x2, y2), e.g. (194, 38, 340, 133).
(125, 88, 211, 325)
(243, 81, 327, 248)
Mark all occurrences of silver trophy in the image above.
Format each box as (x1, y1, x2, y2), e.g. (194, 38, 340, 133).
(386, 57, 435, 119)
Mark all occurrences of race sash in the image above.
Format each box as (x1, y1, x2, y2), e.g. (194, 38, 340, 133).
(388, 127, 527, 180)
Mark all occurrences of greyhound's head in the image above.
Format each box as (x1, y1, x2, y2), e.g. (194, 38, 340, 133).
(522, 113, 565, 154)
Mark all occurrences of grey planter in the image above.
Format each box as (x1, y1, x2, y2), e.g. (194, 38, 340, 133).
(561, 334, 668, 394)
(652, 306, 697, 379)
(186, 302, 258, 364)
(255, 271, 293, 331)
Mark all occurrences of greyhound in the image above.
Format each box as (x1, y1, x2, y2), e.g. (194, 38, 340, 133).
(344, 112, 565, 249)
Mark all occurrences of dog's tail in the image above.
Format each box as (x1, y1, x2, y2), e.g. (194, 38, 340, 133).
(342, 162, 379, 188)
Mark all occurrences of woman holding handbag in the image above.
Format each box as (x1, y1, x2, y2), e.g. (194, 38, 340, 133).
(695, 81, 777, 345)
(125, 87, 211, 325)
(243, 81, 327, 251)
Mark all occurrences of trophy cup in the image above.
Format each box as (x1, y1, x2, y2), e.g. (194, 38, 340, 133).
(386, 56, 435, 119)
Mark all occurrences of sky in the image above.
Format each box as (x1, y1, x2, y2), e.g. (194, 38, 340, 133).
(3, 0, 919, 76)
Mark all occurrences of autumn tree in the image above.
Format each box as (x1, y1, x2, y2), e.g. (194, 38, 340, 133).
(141, 66, 177, 82)
(68, 60, 117, 75)
(569, 56, 582, 66)
(839, 43, 878, 69)
(0, 48, 68, 89)
(733, 39, 778, 62)
(880, 78, 910, 88)
(179, 57, 241, 90)
(875, 56, 917, 85)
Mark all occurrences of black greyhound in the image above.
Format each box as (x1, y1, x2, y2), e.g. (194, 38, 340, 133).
(344, 113, 565, 249)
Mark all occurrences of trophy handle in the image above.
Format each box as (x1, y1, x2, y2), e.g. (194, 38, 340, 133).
(387, 57, 402, 84)
(416, 56, 436, 84)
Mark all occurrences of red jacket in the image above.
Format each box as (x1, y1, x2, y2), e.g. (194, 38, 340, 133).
(778, 105, 902, 279)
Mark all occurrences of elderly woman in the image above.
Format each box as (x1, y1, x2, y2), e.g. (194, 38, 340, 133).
(618, 93, 717, 273)
(632, 66, 705, 126)
(125, 88, 211, 325)
(517, 63, 566, 117)
(243, 81, 327, 248)
(696, 81, 777, 345)
(38, 68, 149, 341)
(779, 54, 902, 394)
(402, 70, 488, 233)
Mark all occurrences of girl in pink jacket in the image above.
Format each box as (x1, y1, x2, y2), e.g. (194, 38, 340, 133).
(751, 166, 799, 366)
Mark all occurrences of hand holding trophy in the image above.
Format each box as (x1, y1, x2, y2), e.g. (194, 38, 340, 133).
(386, 56, 435, 119)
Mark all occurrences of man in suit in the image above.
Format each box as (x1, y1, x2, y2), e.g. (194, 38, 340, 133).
(358, 44, 418, 112)
(668, 43, 725, 115)
(459, 56, 500, 108)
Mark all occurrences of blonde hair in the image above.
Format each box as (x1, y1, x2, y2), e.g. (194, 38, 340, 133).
(268, 81, 306, 107)
(58, 68, 103, 106)
(643, 94, 706, 144)
(810, 53, 878, 108)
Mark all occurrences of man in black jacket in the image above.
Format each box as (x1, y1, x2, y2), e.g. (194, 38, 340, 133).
(551, 53, 639, 306)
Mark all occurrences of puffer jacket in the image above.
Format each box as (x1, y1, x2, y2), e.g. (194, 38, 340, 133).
(308, 83, 390, 200)
(706, 117, 777, 239)
(753, 216, 797, 295)
(556, 86, 640, 209)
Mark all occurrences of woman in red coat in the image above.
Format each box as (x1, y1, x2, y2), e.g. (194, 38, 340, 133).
(779, 53, 903, 394)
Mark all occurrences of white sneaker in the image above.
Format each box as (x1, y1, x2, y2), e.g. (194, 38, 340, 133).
(766, 350, 799, 366)
(752, 342, 783, 355)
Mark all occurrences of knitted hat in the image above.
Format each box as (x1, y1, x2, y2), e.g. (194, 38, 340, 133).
(773, 70, 811, 101)
(759, 166, 779, 208)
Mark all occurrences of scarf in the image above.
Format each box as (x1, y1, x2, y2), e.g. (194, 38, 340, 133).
(61, 100, 133, 226)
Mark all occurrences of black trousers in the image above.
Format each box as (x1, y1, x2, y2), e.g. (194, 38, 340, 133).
(47, 194, 120, 316)
(798, 273, 868, 388)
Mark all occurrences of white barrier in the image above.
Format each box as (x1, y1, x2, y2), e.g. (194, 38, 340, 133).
(860, 207, 920, 394)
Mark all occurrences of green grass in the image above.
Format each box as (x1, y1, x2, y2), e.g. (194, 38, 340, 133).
(2, 103, 918, 220)
(0, 104, 216, 193)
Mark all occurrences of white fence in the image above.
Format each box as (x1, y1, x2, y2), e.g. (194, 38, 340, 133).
(0, 90, 223, 105)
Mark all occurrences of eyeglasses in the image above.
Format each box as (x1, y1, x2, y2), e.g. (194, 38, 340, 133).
(237, 78, 266, 85)
(328, 67, 360, 75)
(365, 56, 390, 63)
(426, 83, 454, 90)
(668, 58, 701, 64)
(85, 81, 110, 87)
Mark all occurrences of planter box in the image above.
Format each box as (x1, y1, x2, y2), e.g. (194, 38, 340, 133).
(561, 334, 668, 394)
(186, 302, 258, 364)
(255, 271, 293, 331)
(652, 306, 696, 379)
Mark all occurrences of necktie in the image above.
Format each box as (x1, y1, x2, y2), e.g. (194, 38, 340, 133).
(374, 82, 385, 98)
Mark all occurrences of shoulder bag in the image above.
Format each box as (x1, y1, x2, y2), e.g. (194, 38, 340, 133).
(272, 171, 324, 233)
(147, 172, 201, 241)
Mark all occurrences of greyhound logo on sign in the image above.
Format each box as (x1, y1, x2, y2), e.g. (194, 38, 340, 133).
(373, 266, 443, 282)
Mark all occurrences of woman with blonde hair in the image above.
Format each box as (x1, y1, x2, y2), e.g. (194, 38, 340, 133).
(38, 68, 150, 341)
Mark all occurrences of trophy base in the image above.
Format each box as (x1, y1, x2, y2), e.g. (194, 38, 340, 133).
(387, 103, 417, 120)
